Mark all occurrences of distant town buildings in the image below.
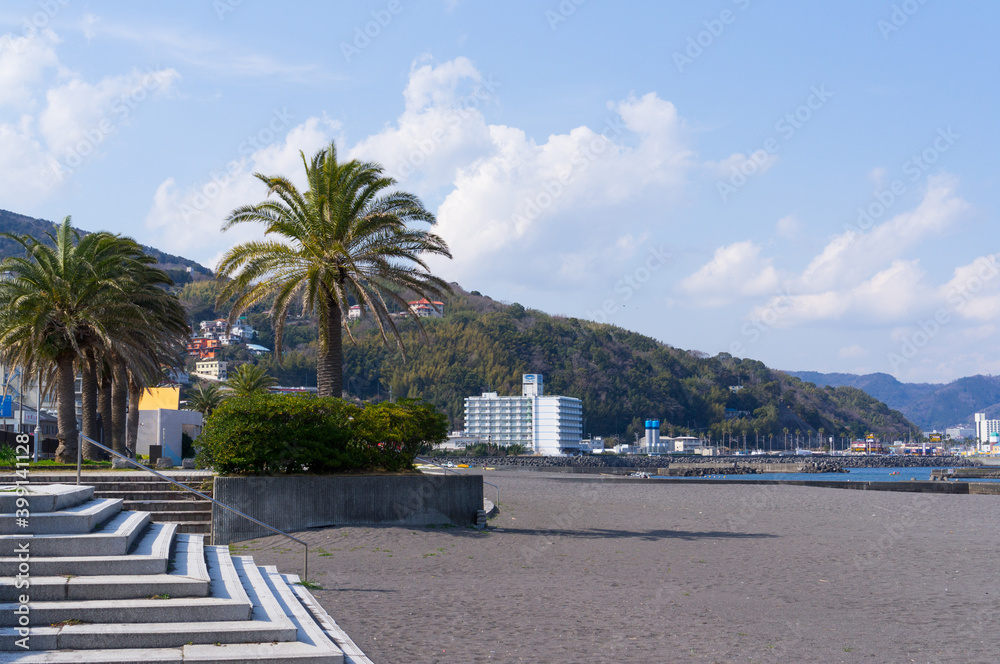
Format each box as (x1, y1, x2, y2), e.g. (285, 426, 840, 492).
(198, 318, 256, 346)
(464, 374, 583, 455)
(194, 360, 228, 382)
(946, 425, 976, 441)
(347, 299, 445, 322)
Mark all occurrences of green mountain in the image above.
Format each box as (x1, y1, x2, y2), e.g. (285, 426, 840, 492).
(244, 287, 919, 442)
(786, 370, 1000, 430)
(0, 209, 213, 283)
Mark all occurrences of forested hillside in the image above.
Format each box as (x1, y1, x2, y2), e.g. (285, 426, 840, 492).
(0, 209, 212, 284)
(186, 281, 918, 442)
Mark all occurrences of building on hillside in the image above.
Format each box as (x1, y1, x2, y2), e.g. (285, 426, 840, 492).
(186, 337, 221, 360)
(194, 360, 228, 381)
(347, 305, 361, 320)
(408, 298, 444, 318)
(198, 318, 255, 345)
(464, 374, 583, 456)
(974, 413, 1000, 451)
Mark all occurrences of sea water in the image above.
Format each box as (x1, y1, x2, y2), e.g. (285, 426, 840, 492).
(653, 467, 1000, 482)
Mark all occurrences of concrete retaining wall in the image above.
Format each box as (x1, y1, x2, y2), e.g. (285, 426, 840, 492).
(212, 474, 483, 545)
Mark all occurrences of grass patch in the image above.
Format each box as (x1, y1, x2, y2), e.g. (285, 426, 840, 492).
(297, 580, 323, 590)
(50, 619, 86, 627)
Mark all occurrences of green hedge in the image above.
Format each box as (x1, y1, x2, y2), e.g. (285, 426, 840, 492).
(194, 394, 448, 475)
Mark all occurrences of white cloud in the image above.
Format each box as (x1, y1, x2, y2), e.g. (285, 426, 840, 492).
(776, 214, 799, 238)
(797, 175, 968, 293)
(752, 259, 928, 326)
(349, 57, 496, 193)
(39, 67, 180, 159)
(143, 116, 342, 269)
(0, 29, 61, 110)
(681, 241, 779, 306)
(0, 29, 179, 206)
(838, 344, 868, 359)
(940, 253, 1000, 321)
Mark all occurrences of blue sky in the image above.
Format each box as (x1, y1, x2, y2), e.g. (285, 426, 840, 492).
(1, 0, 998, 383)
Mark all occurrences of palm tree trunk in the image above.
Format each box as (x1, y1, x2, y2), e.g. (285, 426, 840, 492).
(316, 290, 343, 398)
(54, 352, 79, 464)
(111, 363, 128, 455)
(98, 371, 113, 447)
(80, 352, 100, 460)
(126, 374, 141, 456)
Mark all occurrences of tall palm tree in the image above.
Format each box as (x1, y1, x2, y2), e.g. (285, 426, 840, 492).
(217, 140, 452, 398)
(223, 364, 277, 397)
(0, 219, 189, 462)
(0, 219, 144, 462)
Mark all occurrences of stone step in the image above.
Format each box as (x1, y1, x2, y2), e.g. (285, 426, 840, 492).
(0, 485, 94, 514)
(0, 475, 212, 485)
(147, 510, 212, 522)
(0, 498, 122, 535)
(0, 545, 251, 627)
(123, 500, 211, 512)
(0, 648, 184, 663)
(94, 482, 213, 493)
(0, 509, 150, 557)
(0, 533, 208, 602)
(0, 522, 176, 577)
(102, 491, 213, 501)
(175, 522, 212, 535)
(0, 556, 298, 652)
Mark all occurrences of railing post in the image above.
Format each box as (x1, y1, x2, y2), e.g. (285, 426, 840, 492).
(76, 433, 82, 485)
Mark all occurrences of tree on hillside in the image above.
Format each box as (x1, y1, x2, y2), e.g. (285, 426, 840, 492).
(217, 140, 451, 398)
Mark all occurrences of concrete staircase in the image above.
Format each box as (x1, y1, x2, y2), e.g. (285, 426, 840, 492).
(0, 483, 367, 662)
(0, 474, 213, 537)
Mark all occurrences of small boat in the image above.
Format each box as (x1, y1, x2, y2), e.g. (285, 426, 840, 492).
(630, 471, 651, 478)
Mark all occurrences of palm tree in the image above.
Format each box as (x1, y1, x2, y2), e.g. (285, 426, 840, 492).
(0, 220, 189, 462)
(0, 219, 145, 462)
(224, 364, 277, 397)
(185, 383, 226, 418)
(217, 140, 452, 398)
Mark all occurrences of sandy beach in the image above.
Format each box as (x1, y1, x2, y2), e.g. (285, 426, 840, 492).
(248, 472, 1000, 663)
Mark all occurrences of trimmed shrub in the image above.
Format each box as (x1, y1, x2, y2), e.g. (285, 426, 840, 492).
(195, 394, 447, 475)
(352, 399, 449, 472)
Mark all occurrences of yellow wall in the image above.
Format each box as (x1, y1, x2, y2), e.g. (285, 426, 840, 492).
(138, 387, 180, 411)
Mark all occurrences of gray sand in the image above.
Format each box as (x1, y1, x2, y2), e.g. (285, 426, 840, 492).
(248, 472, 1000, 663)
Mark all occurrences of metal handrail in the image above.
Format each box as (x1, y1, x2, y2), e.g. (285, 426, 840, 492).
(415, 456, 500, 509)
(77, 434, 309, 581)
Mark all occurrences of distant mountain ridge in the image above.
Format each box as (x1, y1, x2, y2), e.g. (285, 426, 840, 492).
(0, 209, 211, 276)
(784, 371, 1000, 430)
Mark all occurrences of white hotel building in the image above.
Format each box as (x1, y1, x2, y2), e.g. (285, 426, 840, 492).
(974, 413, 1000, 451)
(464, 374, 584, 455)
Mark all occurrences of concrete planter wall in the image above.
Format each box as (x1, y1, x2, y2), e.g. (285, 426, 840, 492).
(212, 474, 482, 545)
